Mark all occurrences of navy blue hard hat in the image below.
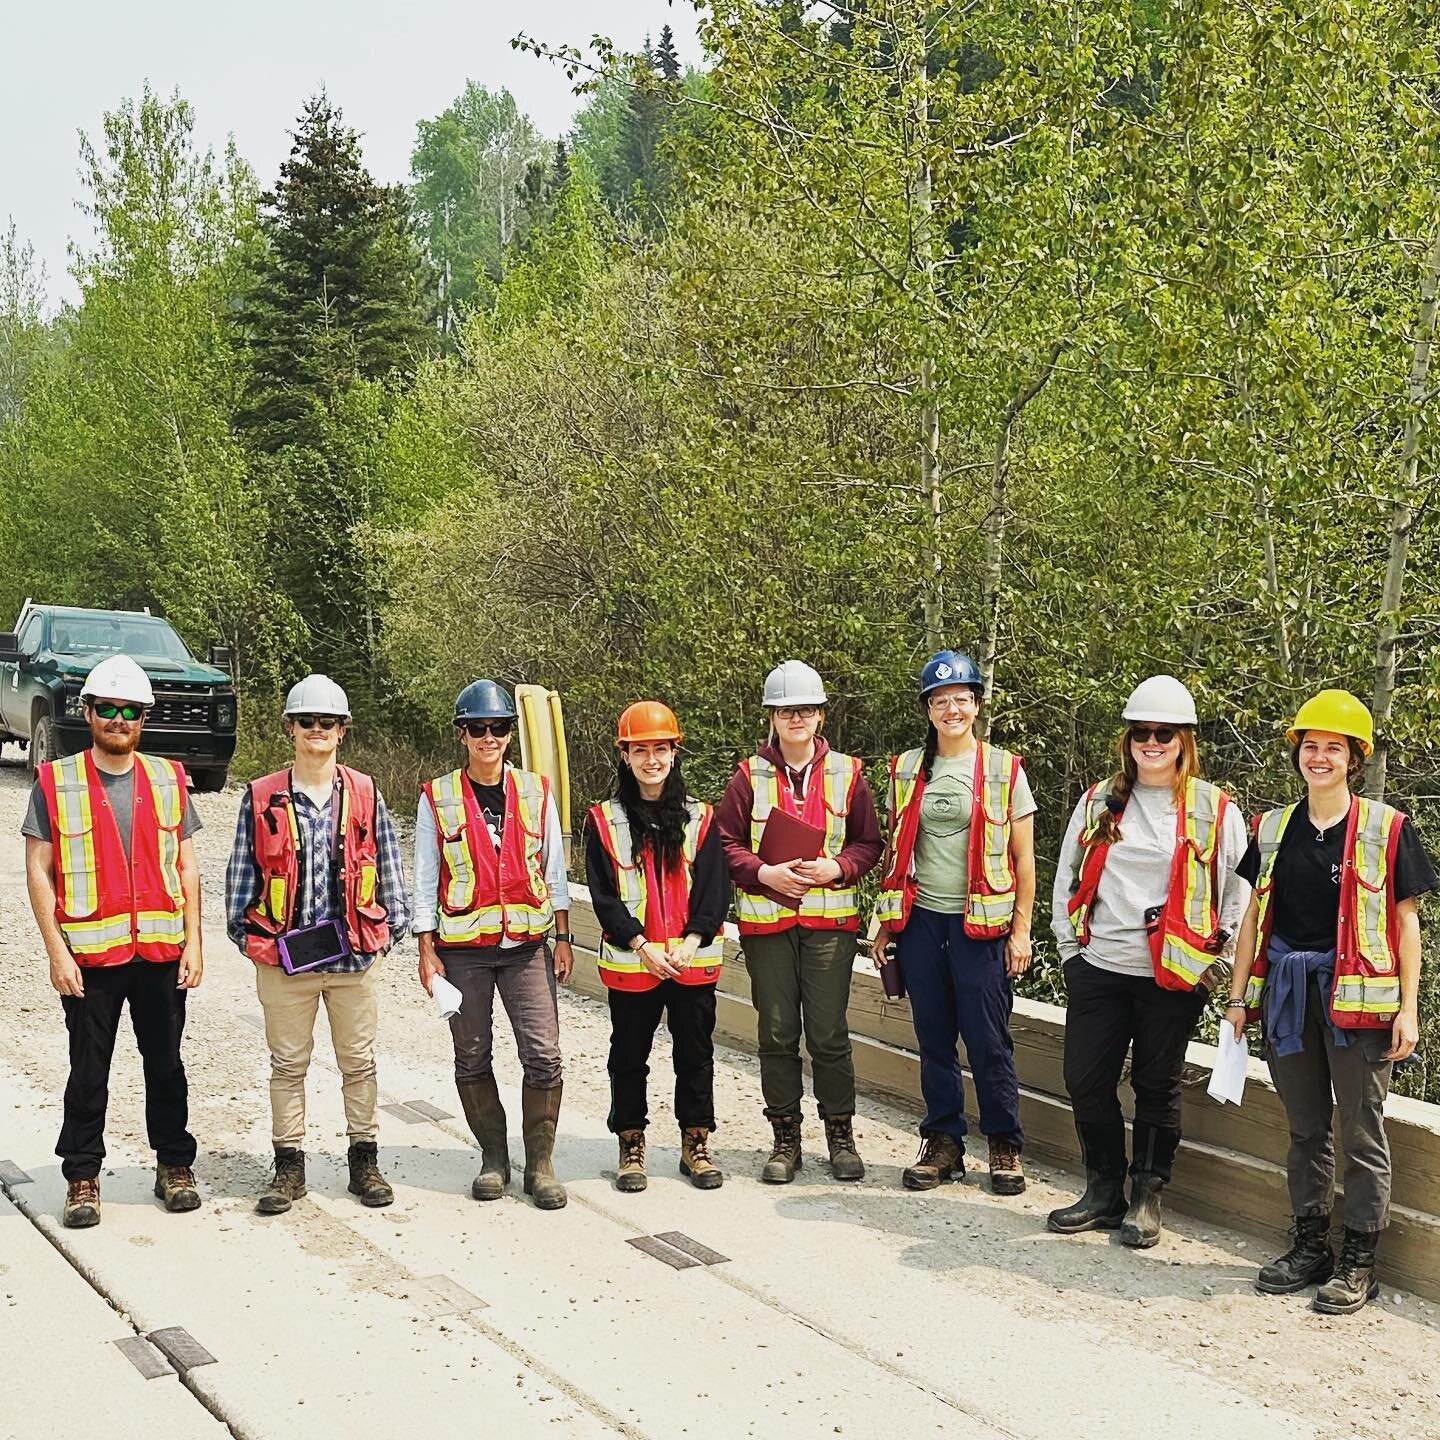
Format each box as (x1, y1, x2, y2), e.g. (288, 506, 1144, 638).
(454, 679, 516, 722)
(919, 650, 983, 699)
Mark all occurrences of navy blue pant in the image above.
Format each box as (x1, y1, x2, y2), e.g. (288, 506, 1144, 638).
(897, 906, 1023, 1149)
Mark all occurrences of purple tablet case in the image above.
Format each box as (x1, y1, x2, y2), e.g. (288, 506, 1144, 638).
(277, 919, 351, 974)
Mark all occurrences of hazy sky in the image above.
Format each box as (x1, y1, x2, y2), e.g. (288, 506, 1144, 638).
(4, 1, 701, 307)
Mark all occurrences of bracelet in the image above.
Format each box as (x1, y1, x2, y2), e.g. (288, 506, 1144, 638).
(1223, 999, 1247, 1010)
(552, 931, 574, 944)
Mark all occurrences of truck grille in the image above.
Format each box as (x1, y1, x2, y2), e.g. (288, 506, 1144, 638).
(150, 696, 211, 728)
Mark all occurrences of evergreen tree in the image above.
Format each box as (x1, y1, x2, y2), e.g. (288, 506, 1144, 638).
(656, 25, 681, 83)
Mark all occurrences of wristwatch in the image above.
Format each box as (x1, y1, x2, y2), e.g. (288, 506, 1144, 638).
(552, 931, 575, 944)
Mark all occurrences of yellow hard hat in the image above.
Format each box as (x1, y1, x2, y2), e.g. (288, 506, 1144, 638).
(1286, 689, 1374, 756)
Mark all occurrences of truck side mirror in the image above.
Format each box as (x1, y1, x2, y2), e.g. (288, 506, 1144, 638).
(208, 644, 234, 673)
(0, 632, 20, 665)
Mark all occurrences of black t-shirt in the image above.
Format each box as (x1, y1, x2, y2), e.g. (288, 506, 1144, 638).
(467, 777, 506, 842)
(1236, 805, 1437, 950)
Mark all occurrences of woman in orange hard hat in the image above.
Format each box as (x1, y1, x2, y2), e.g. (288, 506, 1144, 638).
(586, 702, 731, 1192)
(1227, 690, 1435, 1314)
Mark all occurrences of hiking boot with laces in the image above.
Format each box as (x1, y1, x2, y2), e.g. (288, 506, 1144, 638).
(1256, 1213, 1334, 1294)
(154, 1163, 201, 1213)
(347, 1141, 394, 1207)
(824, 1115, 865, 1181)
(903, 1133, 963, 1190)
(762, 1115, 802, 1184)
(616, 1130, 648, 1192)
(680, 1127, 724, 1190)
(62, 1178, 101, 1229)
(987, 1138, 1026, 1195)
(256, 1147, 307, 1215)
(1313, 1228, 1380, 1315)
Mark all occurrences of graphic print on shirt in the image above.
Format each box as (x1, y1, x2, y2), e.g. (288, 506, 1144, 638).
(918, 771, 972, 837)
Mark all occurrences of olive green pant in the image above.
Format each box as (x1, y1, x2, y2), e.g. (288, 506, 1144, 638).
(742, 927, 858, 1119)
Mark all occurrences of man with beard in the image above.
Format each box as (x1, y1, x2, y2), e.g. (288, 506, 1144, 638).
(22, 654, 204, 1228)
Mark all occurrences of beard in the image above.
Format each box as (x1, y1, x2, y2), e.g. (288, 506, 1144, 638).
(93, 726, 141, 756)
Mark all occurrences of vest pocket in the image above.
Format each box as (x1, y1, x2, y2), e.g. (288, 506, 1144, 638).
(54, 812, 100, 919)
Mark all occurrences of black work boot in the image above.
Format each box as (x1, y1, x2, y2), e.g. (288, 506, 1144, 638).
(457, 1075, 511, 1201)
(824, 1115, 865, 1181)
(346, 1141, 394, 1207)
(521, 1083, 567, 1209)
(680, 1127, 724, 1189)
(762, 1115, 803, 1184)
(616, 1130, 648, 1192)
(902, 1132, 963, 1190)
(1256, 1214, 1334, 1294)
(1121, 1173, 1165, 1248)
(1048, 1119, 1127, 1233)
(154, 1163, 201, 1213)
(256, 1147, 307, 1215)
(1313, 1228, 1381, 1314)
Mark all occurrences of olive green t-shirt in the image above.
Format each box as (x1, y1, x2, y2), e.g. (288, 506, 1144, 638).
(912, 753, 1037, 915)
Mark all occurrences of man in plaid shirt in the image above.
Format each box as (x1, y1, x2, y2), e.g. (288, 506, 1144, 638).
(225, 675, 410, 1214)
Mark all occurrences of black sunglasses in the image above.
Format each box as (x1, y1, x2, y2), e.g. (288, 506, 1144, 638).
(92, 701, 146, 722)
(461, 720, 513, 739)
(293, 714, 342, 731)
(1129, 726, 1178, 745)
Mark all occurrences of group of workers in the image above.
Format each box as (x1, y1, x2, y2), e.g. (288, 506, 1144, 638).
(21, 648, 1431, 1318)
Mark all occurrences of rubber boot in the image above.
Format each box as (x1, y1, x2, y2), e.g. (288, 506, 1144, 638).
(457, 1075, 511, 1201)
(680, 1127, 724, 1189)
(1047, 1120, 1127, 1233)
(824, 1115, 865, 1181)
(1313, 1228, 1381, 1314)
(256, 1147, 307, 1215)
(1256, 1214, 1334, 1294)
(1120, 1120, 1179, 1248)
(902, 1132, 963, 1190)
(154, 1163, 201, 1213)
(616, 1130, 648, 1192)
(762, 1115, 802, 1184)
(521, 1083, 567, 1210)
(347, 1141, 394, 1207)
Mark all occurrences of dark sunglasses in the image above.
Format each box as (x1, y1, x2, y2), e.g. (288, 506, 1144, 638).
(1129, 726, 1178, 745)
(92, 701, 146, 722)
(293, 714, 342, 731)
(461, 720, 513, 739)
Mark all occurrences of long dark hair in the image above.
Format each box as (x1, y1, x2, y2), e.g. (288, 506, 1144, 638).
(615, 752, 689, 870)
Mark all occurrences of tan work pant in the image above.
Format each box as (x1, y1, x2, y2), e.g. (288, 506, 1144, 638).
(255, 961, 381, 1147)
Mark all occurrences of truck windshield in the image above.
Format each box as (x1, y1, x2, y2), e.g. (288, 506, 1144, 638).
(49, 616, 193, 663)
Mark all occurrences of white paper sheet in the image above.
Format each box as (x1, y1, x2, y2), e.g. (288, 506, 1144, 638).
(1207, 1024, 1249, 1106)
(431, 974, 463, 1021)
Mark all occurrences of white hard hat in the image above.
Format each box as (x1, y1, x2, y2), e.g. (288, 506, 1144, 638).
(283, 673, 351, 719)
(1122, 674, 1198, 727)
(762, 659, 828, 708)
(80, 654, 155, 707)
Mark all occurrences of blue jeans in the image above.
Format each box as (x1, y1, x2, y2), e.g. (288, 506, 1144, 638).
(897, 906, 1023, 1149)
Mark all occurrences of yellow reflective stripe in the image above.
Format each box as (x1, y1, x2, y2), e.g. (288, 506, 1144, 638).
(511, 770, 551, 904)
(1352, 799, 1396, 973)
(978, 744, 1014, 892)
(966, 891, 1015, 924)
(138, 755, 184, 904)
(1332, 974, 1401, 1013)
(873, 889, 905, 925)
(54, 754, 98, 919)
(431, 770, 477, 911)
(1243, 972, 1266, 1008)
(736, 891, 786, 924)
(748, 759, 779, 849)
(600, 937, 724, 972)
(1178, 779, 1221, 939)
(819, 754, 850, 856)
(62, 912, 134, 952)
(598, 800, 647, 922)
(136, 911, 185, 943)
(798, 888, 858, 919)
(1251, 804, 1297, 945)
(1159, 933, 1214, 985)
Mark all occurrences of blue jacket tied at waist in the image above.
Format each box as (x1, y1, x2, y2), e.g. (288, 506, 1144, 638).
(1263, 935, 1349, 1057)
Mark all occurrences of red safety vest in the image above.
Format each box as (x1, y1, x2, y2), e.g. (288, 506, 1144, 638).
(1243, 797, 1404, 1030)
(873, 742, 1022, 938)
(589, 798, 724, 991)
(38, 751, 187, 968)
(423, 766, 553, 948)
(732, 751, 863, 935)
(242, 766, 390, 966)
(1065, 777, 1231, 991)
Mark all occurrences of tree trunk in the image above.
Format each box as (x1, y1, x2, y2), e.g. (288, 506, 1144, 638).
(1366, 230, 1440, 801)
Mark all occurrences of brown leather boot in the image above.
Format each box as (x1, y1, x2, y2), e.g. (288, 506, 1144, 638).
(256, 1148, 306, 1215)
(903, 1133, 963, 1190)
(762, 1115, 802, 1183)
(616, 1130, 647, 1192)
(154, 1163, 201, 1212)
(346, 1142, 394, 1207)
(521, 1083, 567, 1210)
(824, 1115, 865, 1181)
(680, 1127, 724, 1190)
(63, 1177, 101, 1228)
(988, 1137, 1025, 1195)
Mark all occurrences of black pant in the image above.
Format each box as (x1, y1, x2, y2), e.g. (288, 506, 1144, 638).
(1062, 956, 1207, 1180)
(57, 960, 196, 1182)
(607, 981, 717, 1133)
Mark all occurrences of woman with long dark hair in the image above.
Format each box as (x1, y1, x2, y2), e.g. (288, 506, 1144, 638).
(872, 649, 1037, 1196)
(586, 701, 731, 1192)
(1047, 676, 1248, 1247)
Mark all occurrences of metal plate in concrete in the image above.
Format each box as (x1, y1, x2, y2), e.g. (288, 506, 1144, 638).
(654, 1231, 729, 1266)
(403, 1100, 454, 1121)
(147, 1327, 217, 1372)
(114, 1336, 175, 1379)
(0, 1159, 33, 1185)
(626, 1235, 701, 1270)
(410, 1275, 488, 1316)
(380, 1102, 428, 1124)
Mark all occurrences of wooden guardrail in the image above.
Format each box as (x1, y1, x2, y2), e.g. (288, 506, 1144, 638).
(566, 887, 1440, 1301)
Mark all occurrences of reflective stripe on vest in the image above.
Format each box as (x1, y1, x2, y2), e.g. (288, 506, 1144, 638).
(872, 747, 925, 927)
(52, 754, 99, 918)
(735, 752, 859, 931)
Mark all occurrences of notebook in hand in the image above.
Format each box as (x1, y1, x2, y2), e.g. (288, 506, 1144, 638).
(757, 808, 826, 865)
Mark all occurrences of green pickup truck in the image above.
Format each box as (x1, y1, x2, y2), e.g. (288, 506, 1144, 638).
(0, 602, 239, 790)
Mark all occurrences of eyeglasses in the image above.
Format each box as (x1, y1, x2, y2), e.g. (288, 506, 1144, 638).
(928, 693, 978, 712)
(461, 720, 514, 739)
(1129, 726, 1178, 745)
(775, 706, 819, 720)
(92, 701, 146, 722)
(293, 714, 342, 731)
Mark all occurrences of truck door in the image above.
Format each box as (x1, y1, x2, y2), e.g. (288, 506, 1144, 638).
(3, 613, 42, 733)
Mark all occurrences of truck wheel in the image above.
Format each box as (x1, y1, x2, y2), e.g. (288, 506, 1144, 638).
(29, 715, 56, 774)
(191, 767, 229, 793)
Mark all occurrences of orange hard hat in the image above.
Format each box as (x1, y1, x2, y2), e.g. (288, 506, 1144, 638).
(616, 700, 682, 745)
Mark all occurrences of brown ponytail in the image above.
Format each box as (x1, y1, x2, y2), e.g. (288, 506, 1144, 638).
(1087, 727, 1202, 846)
